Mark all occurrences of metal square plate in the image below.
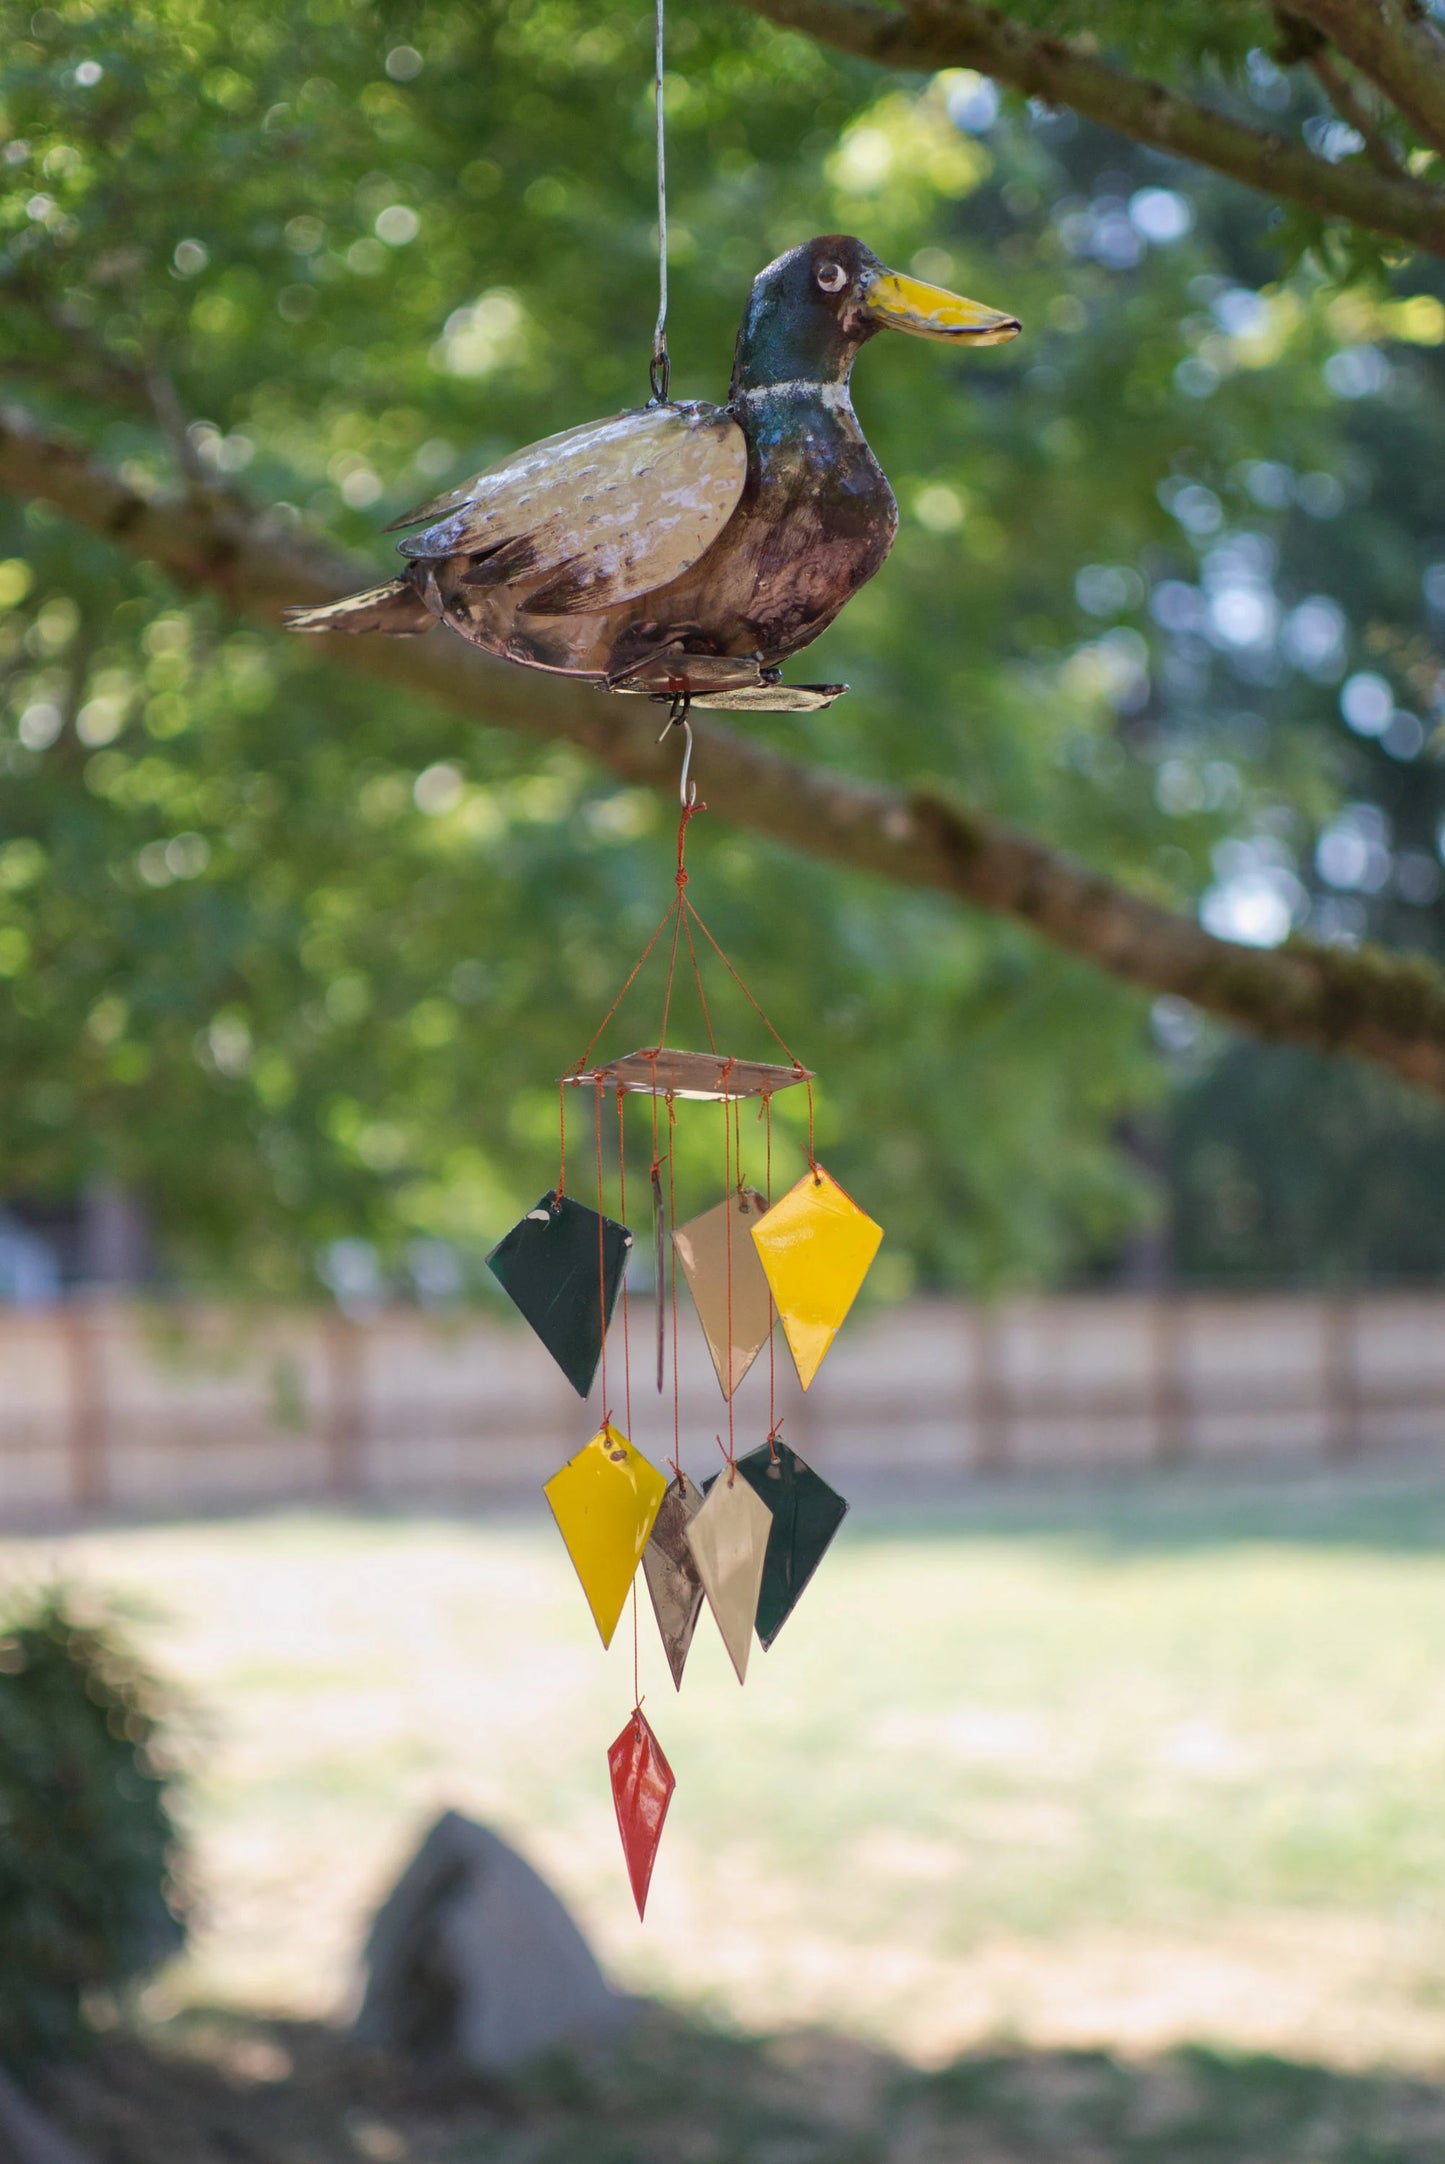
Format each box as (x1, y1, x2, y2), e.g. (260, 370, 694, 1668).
(563, 1047, 813, 1101)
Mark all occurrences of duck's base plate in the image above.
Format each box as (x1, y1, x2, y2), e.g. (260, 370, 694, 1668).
(676, 683, 847, 713)
(612, 680, 847, 714)
(564, 1047, 813, 1101)
(605, 650, 847, 713)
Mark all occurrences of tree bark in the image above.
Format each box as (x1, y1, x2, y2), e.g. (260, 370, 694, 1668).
(727, 0, 1445, 256)
(5, 400, 1445, 1100)
(1288, 0, 1445, 158)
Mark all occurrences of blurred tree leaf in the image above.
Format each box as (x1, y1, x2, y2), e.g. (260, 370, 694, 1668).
(0, 1, 1442, 1294)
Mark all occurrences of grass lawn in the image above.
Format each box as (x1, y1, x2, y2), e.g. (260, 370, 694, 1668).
(8, 1464, 1445, 2158)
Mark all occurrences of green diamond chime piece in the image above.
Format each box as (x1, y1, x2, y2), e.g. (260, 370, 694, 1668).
(487, 1190, 633, 1398)
(730, 1439, 849, 1650)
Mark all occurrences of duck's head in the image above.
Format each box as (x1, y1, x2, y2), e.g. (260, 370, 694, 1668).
(730, 235, 1020, 398)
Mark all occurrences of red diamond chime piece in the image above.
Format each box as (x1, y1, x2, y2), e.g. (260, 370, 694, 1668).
(607, 1706, 676, 1921)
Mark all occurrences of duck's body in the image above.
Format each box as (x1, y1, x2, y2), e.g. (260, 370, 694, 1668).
(425, 383, 895, 693)
(288, 238, 1019, 713)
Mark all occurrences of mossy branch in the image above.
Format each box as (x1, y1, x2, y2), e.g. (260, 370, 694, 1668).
(727, 0, 1445, 256)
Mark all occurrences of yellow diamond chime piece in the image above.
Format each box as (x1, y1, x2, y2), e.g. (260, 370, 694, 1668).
(672, 1187, 775, 1400)
(750, 1166, 883, 1391)
(543, 1422, 668, 1649)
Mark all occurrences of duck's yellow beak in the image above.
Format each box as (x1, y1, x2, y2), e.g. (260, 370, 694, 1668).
(864, 270, 1021, 346)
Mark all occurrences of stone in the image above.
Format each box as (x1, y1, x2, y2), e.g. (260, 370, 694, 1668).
(0, 2069, 96, 2164)
(354, 1810, 632, 2074)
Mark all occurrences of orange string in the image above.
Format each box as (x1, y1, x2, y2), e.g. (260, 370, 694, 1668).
(682, 894, 806, 1070)
(594, 1077, 608, 1423)
(570, 795, 708, 1082)
(632, 1577, 640, 1710)
(667, 1091, 681, 1478)
(656, 894, 687, 1051)
(722, 1079, 736, 1469)
(617, 1088, 633, 1442)
(571, 892, 677, 1077)
(650, 1078, 664, 1399)
(763, 1093, 778, 1454)
(563, 802, 814, 1159)
(676, 796, 701, 882)
(681, 907, 718, 1054)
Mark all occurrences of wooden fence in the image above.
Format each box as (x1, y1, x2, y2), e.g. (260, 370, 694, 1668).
(0, 1292, 1442, 1526)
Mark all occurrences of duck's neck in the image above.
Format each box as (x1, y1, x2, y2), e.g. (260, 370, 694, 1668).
(729, 288, 857, 399)
(731, 377, 857, 414)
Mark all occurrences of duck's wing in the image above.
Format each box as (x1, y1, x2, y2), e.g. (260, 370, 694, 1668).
(387, 403, 747, 617)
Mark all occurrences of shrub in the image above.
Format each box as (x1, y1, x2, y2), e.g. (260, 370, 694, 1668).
(0, 1592, 187, 2067)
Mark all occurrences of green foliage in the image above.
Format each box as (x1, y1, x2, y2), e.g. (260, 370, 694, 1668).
(0, 1590, 187, 2068)
(1169, 1038, 1445, 1284)
(0, 2, 1442, 1291)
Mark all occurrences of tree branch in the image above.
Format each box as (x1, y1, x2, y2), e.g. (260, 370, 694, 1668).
(1275, 8, 1413, 181)
(1309, 49, 1408, 179)
(728, 0, 1445, 255)
(1286, 0, 1445, 159)
(5, 399, 1445, 1099)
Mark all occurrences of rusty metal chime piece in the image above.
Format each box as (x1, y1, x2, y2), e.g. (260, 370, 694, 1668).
(642, 1472, 708, 1690)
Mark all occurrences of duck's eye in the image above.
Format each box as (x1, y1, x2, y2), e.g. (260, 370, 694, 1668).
(815, 260, 848, 294)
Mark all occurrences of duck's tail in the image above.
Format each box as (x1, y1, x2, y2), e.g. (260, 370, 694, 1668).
(284, 577, 436, 637)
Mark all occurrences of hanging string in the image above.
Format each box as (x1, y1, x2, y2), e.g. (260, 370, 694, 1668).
(681, 908, 718, 1055)
(650, 1085, 665, 1397)
(681, 889, 820, 1175)
(722, 1076, 736, 1469)
(667, 1091, 682, 1477)
(656, 882, 688, 1053)
(649, 0, 670, 404)
(569, 787, 804, 1098)
(632, 1578, 641, 1711)
(557, 1075, 569, 1201)
(764, 1092, 780, 1460)
(617, 1088, 634, 1442)
(572, 891, 678, 1079)
(594, 1077, 609, 1423)
(560, 776, 823, 1241)
(681, 895, 808, 1075)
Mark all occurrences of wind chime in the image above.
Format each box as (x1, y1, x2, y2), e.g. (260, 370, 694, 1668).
(472, 0, 894, 1920)
(486, 736, 883, 1917)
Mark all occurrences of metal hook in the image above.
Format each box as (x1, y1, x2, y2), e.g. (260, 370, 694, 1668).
(655, 693, 696, 807)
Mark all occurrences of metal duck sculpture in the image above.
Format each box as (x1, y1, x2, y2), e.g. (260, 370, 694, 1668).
(287, 236, 1019, 714)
